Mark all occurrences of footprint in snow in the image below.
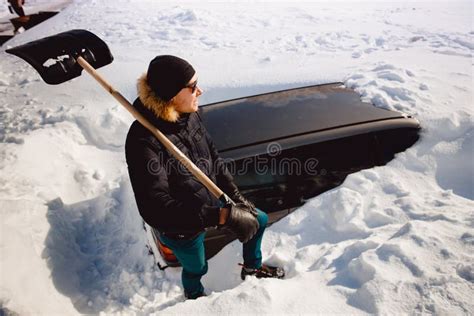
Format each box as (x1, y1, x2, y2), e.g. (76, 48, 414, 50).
(376, 243, 423, 277)
(456, 264, 474, 282)
(419, 83, 429, 91)
(409, 36, 426, 43)
(382, 182, 410, 198)
(460, 233, 474, 245)
(377, 71, 405, 83)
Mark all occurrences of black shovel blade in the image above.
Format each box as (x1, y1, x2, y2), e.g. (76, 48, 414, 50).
(6, 29, 113, 85)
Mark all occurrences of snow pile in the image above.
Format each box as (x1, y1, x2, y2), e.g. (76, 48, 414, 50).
(0, 0, 473, 315)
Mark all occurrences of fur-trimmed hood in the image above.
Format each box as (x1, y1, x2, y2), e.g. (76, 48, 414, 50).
(137, 74, 180, 122)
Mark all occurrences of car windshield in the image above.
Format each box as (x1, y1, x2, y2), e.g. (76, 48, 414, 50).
(199, 83, 404, 153)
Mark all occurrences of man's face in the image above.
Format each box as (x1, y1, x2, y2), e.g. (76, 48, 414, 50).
(172, 74, 202, 114)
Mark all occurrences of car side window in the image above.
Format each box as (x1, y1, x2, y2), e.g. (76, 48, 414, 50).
(228, 133, 373, 213)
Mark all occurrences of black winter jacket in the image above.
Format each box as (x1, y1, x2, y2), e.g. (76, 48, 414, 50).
(125, 98, 238, 234)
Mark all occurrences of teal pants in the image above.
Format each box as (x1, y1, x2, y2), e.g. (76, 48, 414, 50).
(159, 209, 268, 298)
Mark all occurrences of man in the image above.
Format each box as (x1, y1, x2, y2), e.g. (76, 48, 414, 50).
(8, 0, 25, 17)
(125, 55, 284, 299)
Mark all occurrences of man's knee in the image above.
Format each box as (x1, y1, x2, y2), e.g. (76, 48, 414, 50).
(183, 260, 208, 276)
(256, 209, 268, 228)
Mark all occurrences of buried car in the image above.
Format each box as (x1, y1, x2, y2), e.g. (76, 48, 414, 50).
(144, 82, 420, 269)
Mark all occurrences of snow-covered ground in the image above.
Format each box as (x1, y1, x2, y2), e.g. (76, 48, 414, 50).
(0, 0, 473, 315)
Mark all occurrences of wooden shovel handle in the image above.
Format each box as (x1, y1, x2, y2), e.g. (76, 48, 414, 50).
(76, 56, 225, 200)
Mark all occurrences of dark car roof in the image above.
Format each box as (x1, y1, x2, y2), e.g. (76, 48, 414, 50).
(199, 82, 418, 158)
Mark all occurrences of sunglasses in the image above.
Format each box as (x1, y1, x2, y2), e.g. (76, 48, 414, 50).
(186, 80, 198, 94)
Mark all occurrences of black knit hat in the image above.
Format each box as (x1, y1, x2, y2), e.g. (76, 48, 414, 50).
(146, 55, 196, 102)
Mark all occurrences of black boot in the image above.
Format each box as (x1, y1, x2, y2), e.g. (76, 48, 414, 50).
(240, 263, 285, 280)
(184, 290, 207, 300)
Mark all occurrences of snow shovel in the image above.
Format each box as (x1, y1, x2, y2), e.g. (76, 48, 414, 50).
(6, 29, 233, 207)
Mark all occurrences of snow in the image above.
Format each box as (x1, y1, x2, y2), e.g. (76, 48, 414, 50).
(1, 0, 473, 315)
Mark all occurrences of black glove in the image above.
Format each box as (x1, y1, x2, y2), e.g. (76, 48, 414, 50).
(200, 204, 220, 228)
(231, 190, 257, 217)
(224, 202, 259, 243)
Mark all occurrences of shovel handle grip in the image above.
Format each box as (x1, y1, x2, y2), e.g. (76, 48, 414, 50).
(76, 56, 225, 200)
